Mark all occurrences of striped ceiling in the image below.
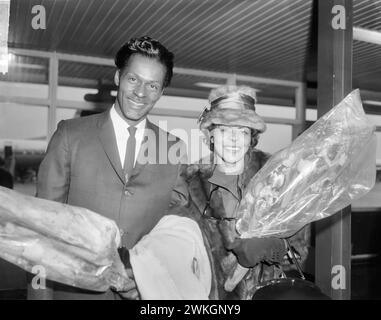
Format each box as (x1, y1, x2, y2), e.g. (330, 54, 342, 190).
(3, 0, 381, 108)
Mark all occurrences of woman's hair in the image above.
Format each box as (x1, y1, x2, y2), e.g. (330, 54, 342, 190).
(251, 130, 260, 148)
(115, 36, 174, 88)
(206, 124, 260, 151)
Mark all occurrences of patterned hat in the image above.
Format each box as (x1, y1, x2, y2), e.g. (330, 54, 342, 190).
(198, 85, 266, 133)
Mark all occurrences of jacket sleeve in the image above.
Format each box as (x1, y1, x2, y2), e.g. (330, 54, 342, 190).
(36, 120, 70, 203)
(30, 121, 70, 299)
(169, 149, 189, 208)
(231, 237, 287, 268)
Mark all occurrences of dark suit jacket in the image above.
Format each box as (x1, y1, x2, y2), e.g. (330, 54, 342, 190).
(35, 110, 188, 299)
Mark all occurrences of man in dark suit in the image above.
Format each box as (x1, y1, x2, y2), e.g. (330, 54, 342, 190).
(32, 36, 188, 300)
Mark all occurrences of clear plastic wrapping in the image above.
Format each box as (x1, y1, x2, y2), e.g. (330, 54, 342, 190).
(236, 89, 377, 238)
(0, 187, 130, 292)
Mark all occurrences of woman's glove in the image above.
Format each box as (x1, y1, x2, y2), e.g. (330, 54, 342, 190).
(231, 237, 287, 268)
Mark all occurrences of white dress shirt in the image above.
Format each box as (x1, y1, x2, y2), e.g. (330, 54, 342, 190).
(109, 105, 147, 168)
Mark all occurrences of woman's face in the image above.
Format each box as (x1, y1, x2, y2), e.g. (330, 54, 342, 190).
(211, 125, 252, 165)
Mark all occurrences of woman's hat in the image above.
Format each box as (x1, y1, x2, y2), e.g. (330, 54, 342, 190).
(198, 85, 266, 133)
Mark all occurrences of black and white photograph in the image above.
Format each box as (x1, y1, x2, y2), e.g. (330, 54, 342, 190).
(1, 0, 381, 304)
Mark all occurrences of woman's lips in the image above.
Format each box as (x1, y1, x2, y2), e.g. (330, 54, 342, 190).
(224, 146, 241, 152)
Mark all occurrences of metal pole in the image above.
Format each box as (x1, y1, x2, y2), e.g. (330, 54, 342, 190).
(48, 52, 58, 142)
(315, 0, 353, 300)
(292, 83, 307, 140)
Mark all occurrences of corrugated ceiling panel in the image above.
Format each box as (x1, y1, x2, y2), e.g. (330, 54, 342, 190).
(5, 0, 381, 93)
(353, 0, 381, 91)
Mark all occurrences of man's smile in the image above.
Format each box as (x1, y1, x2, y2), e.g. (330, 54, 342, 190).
(127, 98, 145, 108)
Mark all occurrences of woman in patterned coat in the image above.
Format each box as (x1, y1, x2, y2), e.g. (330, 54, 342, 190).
(175, 85, 310, 299)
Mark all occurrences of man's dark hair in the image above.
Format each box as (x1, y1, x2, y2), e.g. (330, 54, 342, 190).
(115, 36, 174, 88)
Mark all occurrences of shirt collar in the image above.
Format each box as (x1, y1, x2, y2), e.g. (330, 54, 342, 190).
(110, 104, 146, 132)
(208, 167, 241, 199)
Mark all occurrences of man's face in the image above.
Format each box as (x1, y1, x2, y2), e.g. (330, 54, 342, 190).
(114, 54, 166, 123)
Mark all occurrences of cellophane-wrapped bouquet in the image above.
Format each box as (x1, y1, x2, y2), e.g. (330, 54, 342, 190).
(0, 187, 130, 292)
(235, 89, 377, 239)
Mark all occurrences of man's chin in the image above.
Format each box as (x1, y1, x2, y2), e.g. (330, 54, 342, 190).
(122, 111, 146, 122)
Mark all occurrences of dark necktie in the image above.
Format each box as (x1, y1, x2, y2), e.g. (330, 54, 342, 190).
(123, 126, 137, 182)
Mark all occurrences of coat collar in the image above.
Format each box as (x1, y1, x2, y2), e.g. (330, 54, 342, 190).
(208, 168, 240, 200)
(185, 148, 270, 215)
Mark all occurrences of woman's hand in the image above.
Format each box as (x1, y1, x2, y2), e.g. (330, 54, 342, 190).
(231, 237, 287, 268)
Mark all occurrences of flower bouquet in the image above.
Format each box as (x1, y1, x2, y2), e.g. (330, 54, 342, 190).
(0, 186, 130, 292)
(235, 89, 377, 239)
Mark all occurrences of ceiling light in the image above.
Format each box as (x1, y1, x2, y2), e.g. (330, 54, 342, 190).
(195, 82, 261, 92)
(363, 100, 381, 107)
(353, 27, 381, 46)
(195, 82, 223, 89)
(10, 63, 45, 70)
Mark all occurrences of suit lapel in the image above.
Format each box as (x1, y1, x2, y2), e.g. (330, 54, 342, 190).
(132, 119, 160, 177)
(97, 111, 125, 184)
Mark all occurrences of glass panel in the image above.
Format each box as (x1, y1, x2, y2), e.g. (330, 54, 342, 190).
(257, 123, 292, 154)
(58, 60, 115, 91)
(56, 107, 78, 127)
(156, 95, 205, 112)
(0, 102, 47, 196)
(148, 114, 209, 163)
(57, 86, 99, 101)
(256, 104, 295, 119)
(376, 131, 381, 165)
(366, 114, 381, 126)
(306, 108, 317, 121)
(0, 54, 49, 99)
